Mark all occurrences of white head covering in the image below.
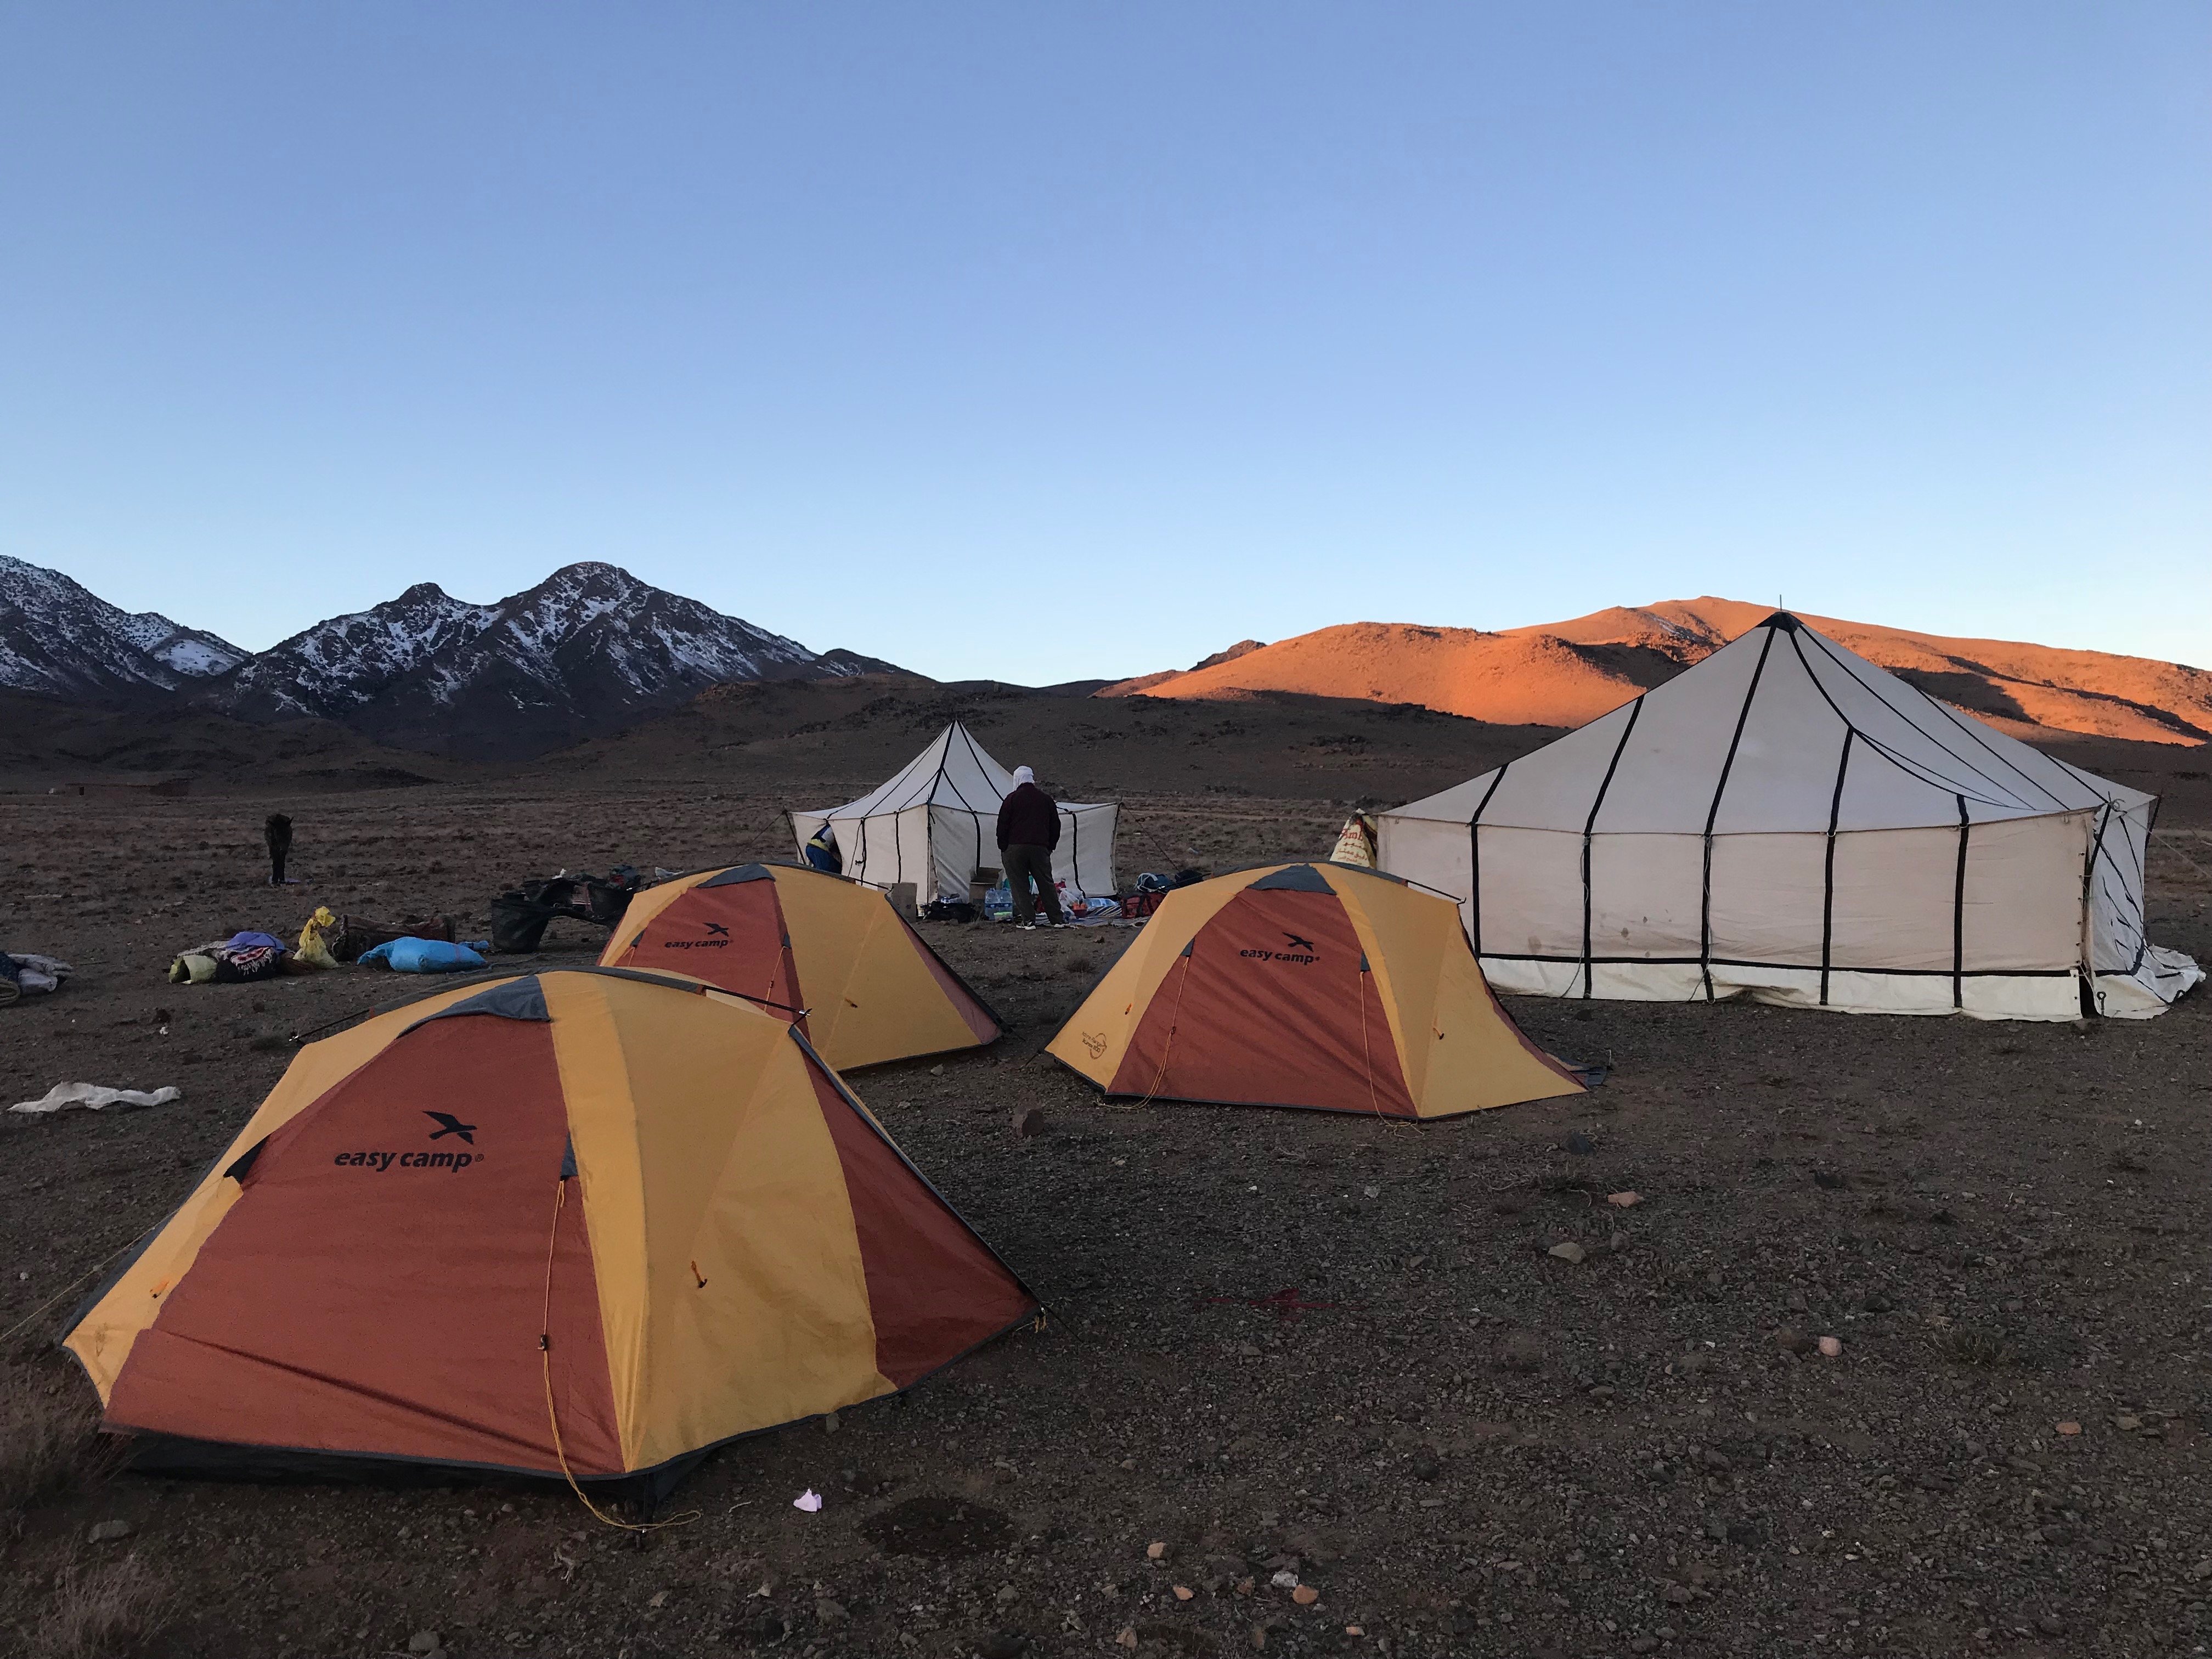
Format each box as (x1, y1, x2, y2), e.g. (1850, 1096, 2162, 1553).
(1013, 765, 1035, 785)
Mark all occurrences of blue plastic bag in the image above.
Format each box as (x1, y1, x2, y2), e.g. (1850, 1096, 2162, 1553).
(357, 937, 487, 973)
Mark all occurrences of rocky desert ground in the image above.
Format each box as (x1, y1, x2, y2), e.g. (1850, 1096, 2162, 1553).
(2, 705, 2209, 1659)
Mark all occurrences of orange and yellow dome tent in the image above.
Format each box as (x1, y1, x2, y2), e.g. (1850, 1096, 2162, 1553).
(1047, 862, 1585, 1118)
(64, 968, 1036, 1498)
(600, 862, 1000, 1070)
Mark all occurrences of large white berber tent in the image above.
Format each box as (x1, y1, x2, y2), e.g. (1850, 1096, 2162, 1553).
(1377, 611, 2202, 1021)
(792, 722, 1119, 903)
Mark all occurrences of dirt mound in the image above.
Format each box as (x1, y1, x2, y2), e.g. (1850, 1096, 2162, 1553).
(1104, 599, 2210, 747)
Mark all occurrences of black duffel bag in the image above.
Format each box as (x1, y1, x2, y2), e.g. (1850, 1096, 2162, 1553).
(489, 891, 562, 954)
(581, 877, 636, 927)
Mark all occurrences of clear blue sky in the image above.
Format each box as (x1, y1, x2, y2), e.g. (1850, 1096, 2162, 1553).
(3, 4, 2205, 683)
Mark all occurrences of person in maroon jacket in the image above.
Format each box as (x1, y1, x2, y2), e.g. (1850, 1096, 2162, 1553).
(996, 765, 1065, 929)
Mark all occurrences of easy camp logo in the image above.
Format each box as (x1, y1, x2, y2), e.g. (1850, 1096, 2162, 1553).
(332, 1110, 484, 1175)
(661, 921, 731, 951)
(425, 1111, 475, 1144)
(1239, 930, 1320, 967)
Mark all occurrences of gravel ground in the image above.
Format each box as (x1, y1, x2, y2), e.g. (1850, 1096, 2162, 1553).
(1, 787, 2207, 1659)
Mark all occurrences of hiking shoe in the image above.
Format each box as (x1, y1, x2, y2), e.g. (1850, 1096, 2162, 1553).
(1015, 923, 1036, 932)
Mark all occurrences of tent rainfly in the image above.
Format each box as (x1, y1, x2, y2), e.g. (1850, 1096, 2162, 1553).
(600, 862, 1001, 1069)
(791, 722, 1118, 902)
(1376, 611, 2203, 1022)
(64, 969, 1037, 1499)
(1046, 861, 1586, 1116)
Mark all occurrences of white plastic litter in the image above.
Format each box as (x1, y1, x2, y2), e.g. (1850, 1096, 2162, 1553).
(1269, 1570, 1300, 1589)
(792, 1489, 823, 1513)
(10, 1083, 183, 1116)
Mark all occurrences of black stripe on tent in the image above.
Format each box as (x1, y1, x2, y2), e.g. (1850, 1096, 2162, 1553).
(1700, 625, 1778, 1000)
(2070, 787, 2152, 981)
(1913, 676, 2075, 811)
(939, 726, 989, 895)
(1784, 629, 2023, 810)
(1474, 950, 2076, 979)
(1799, 629, 2047, 810)
(1819, 728, 1854, 1007)
(2126, 796, 2158, 975)
(1828, 628, 2076, 815)
(2077, 799, 2114, 1015)
(1582, 699, 1645, 1000)
(1465, 764, 1509, 957)
(1951, 794, 1971, 1010)
(2051, 753, 2146, 911)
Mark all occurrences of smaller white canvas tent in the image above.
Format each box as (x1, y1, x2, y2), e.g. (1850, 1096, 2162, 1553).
(792, 723, 1119, 902)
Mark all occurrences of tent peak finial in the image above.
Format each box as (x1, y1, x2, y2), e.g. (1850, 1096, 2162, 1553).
(1759, 610, 1802, 633)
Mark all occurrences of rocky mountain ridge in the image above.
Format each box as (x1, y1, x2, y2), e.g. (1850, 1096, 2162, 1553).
(1, 557, 900, 759)
(0, 555, 249, 702)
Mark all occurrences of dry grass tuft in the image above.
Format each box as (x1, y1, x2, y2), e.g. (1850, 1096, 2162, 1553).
(31, 1554, 170, 1659)
(1936, 1329, 2018, 1367)
(0, 1367, 104, 1519)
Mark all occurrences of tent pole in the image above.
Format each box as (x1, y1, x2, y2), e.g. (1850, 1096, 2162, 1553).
(1465, 764, 1509, 960)
(1581, 700, 1644, 1000)
(1819, 730, 1853, 1006)
(1700, 627, 1778, 1001)
(2076, 801, 2113, 1017)
(1951, 794, 1971, 1011)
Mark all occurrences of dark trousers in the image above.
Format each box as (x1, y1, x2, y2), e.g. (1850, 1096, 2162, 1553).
(1002, 844, 1063, 926)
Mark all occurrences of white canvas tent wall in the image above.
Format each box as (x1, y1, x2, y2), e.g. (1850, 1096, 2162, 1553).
(1377, 612, 2201, 1022)
(791, 723, 1119, 903)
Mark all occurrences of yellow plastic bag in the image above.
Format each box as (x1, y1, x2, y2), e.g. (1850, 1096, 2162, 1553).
(295, 906, 342, 971)
(168, 952, 218, 985)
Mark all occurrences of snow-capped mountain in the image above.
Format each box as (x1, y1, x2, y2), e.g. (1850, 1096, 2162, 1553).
(0, 554, 246, 701)
(0, 555, 905, 758)
(328, 562, 900, 757)
(212, 582, 503, 723)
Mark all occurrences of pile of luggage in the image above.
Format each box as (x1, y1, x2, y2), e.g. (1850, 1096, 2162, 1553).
(489, 867, 642, 953)
(1118, 868, 1206, 920)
